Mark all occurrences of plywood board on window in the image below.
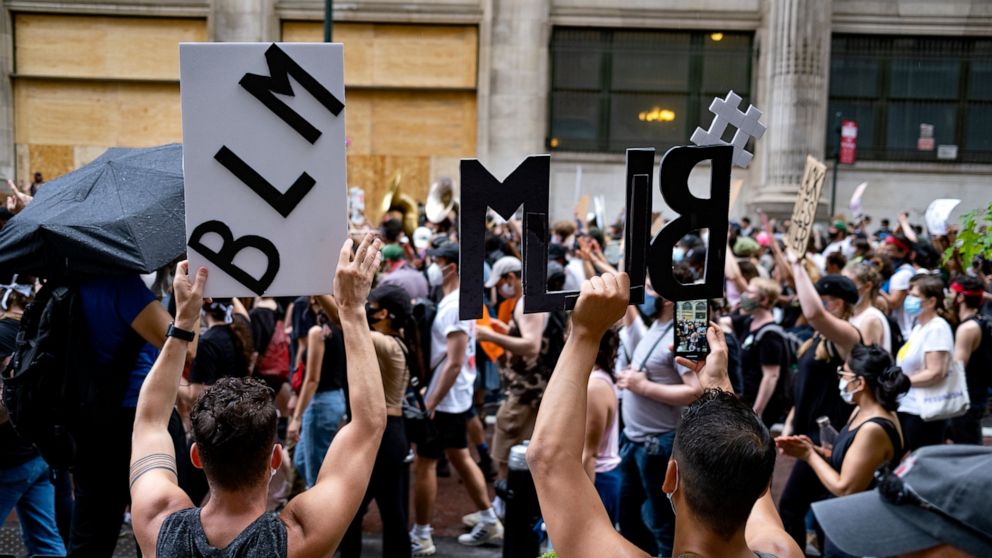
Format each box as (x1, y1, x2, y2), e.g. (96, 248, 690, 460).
(14, 14, 207, 80)
(347, 154, 432, 220)
(25, 144, 74, 182)
(14, 79, 182, 147)
(282, 21, 477, 89)
(343, 90, 476, 158)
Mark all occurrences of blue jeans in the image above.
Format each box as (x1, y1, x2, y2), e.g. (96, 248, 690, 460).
(618, 431, 676, 557)
(594, 465, 622, 527)
(300, 389, 346, 487)
(0, 455, 67, 556)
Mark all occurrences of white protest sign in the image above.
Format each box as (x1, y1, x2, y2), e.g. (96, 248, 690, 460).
(849, 182, 868, 217)
(924, 199, 961, 236)
(180, 43, 347, 297)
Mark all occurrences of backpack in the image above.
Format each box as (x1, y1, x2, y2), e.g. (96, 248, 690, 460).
(411, 298, 437, 384)
(754, 323, 803, 378)
(1, 282, 139, 468)
(256, 320, 290, 381)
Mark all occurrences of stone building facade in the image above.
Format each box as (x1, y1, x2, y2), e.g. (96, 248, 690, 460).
(2, 0, 990, 223)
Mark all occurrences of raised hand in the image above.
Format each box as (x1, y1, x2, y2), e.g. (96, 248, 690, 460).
(571, 272, 630, 339)
(333, 233, 382, 311)
(172, 261, 207, 330)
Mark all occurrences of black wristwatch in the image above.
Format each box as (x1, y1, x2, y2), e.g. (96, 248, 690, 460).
(165, 322, 196, 342)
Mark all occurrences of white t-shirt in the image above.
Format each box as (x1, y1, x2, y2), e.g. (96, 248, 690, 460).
(896, 316, 954, 415)
(888, 263, 917, 337)
(425, 289, 477, 414)
(564, 258, 587, 292)
(851, 305, 892, 354)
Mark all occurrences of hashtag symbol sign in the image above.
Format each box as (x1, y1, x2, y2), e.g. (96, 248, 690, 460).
(690, 90, 766, 168)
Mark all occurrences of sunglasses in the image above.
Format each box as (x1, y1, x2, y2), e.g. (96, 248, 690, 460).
(875, 468, 992, 544)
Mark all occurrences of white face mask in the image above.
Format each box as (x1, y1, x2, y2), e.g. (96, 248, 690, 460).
(427, 263, 444, 287)
(499, 281, 517, 299)
(839, 377, 855, 404)
(665, 461, 679, 516)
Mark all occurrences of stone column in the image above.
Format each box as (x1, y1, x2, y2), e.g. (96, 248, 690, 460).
(211, 0, 278, 42)
(482, 0, 550, 178)
(749, 0, 832, 217)
(0, 7, 14, 180)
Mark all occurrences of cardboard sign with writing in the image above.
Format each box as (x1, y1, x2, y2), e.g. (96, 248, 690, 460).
(180, 43, 347, 297)
(786, 156, 827, 255)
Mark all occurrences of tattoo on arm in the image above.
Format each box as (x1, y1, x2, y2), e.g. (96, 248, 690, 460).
(129, 453, 178, 489)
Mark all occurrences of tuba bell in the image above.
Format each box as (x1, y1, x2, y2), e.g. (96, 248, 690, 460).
(379, 171, 419, 238)
(425, 176, 458, 224)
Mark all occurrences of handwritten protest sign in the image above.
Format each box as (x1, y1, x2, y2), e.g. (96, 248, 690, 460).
(180, 43, 347, 297)
(786, 156, 827, 255)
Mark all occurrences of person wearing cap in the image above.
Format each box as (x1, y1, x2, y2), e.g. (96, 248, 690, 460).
(474, 256, 549, 481)
(881, 232, 919, 338)
(813, 444, 992, 557)
(0, 275, 67, 557)
(823, 220, 853, 259)
(946, 276, 992, 444)
(412, 242, 503, 554)
(338, 284, 415, 558)
(777, 344, 909, 557)
(777, 249, 867, 550)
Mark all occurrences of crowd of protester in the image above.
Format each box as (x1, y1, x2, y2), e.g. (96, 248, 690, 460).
(1, 178, 991, 558)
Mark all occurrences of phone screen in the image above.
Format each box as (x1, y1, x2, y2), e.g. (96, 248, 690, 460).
(675, 299, 710, 359)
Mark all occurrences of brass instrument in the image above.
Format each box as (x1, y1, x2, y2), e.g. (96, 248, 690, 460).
(425, 176, 458, 224)
(379, 171, 419, 237)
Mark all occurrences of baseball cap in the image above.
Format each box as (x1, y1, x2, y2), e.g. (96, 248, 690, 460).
(813, 445, 992, 557)
(369, 283, 412, 320)
(427, 241, 459, 262)
(485, 256, 522, 288)
(815, 275, 859, 305)
(831, 220, 848, 233)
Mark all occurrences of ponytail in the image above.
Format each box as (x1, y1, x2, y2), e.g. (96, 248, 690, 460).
(847, 344, 910, 412)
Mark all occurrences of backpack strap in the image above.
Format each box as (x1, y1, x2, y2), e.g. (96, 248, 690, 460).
(635, 322, 674, 371)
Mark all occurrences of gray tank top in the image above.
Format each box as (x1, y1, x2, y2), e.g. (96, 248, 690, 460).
(156, 508, 287, 557)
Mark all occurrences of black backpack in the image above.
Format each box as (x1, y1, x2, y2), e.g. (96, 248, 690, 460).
(411, 298, 438, 384)
(2, 281, 140, 468)
(886, 314, 906, 355)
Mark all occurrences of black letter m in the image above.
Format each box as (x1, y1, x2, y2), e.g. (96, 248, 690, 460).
(239, 44, 345, 144)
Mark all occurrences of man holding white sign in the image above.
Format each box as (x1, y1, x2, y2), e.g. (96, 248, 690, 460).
(180, 42, 348, 297)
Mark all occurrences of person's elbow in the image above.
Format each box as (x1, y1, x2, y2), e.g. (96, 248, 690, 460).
(526, 438, 562, 479)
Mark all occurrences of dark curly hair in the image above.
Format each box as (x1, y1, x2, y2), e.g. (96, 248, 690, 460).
(191, 377, 277, 491)
(847, 344, 910, 411)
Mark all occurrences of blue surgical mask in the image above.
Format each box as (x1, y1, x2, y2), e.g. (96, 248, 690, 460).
(672, 247, 686, 263)
(903, 295, 923, 317)
(639, 294, 657, 317)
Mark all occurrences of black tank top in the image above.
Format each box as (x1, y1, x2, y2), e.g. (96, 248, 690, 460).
(829, 416, 903, 474)
(309, 325, 346, 393)
(155, 508, 287, 557)
(963, 316, 992, 406)
(792, 335, 850, 442)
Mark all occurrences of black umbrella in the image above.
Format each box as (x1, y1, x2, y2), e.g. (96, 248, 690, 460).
(0, 144, 186, 278)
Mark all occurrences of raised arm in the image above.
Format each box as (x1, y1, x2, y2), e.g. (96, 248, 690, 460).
(281, 234, 387, 556)
(789, 249, 860, 354)
(129, 263, 205, 553)
(528, 273, 647, 558)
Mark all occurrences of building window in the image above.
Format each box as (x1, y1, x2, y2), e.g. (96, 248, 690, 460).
(828, 35, 992, 164)
(549, 28, 753, 153)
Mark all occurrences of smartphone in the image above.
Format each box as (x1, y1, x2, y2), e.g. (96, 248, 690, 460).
(674, 299, 710, 359)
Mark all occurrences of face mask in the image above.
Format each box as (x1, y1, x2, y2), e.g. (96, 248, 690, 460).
(427, 263, 444, 287)
(903, 295, 923, 317)
(672, 247, 686, 263)
(740, 293, 761, 313)
(639, 294, 657, 317)
(499, 282, 517, 299)
(666, 461, 679, 516)
(839, 377, 855, 404)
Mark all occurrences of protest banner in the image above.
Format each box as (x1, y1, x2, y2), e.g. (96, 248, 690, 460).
(180, 43, 347, 297)
(786, 156, 828, 255)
